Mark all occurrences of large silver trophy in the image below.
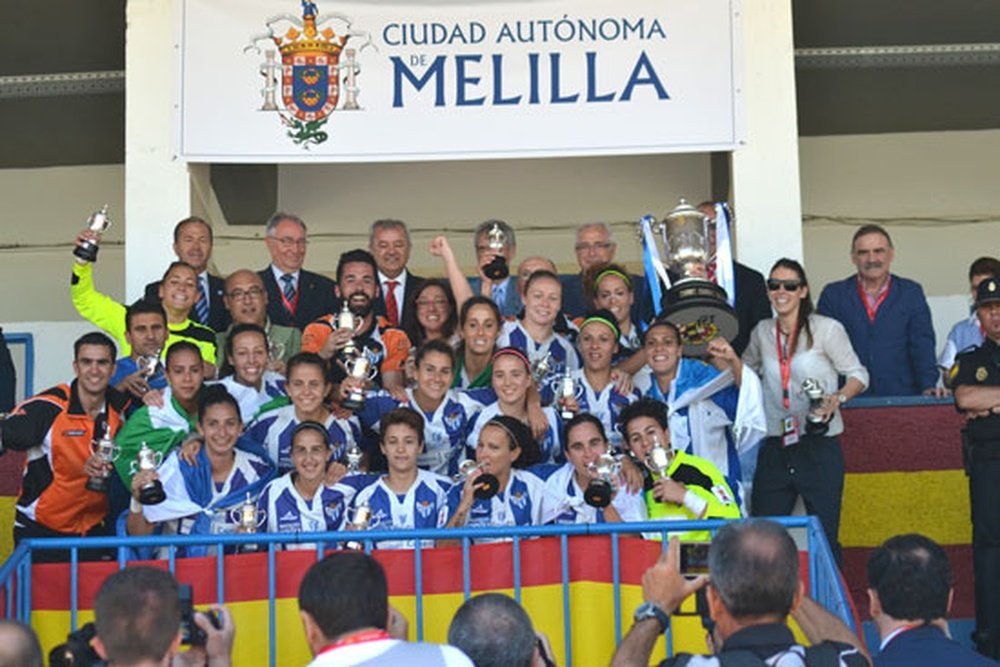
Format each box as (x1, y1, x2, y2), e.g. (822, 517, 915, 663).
(642, 198, 738, 355)
(73, 205, 112, 263)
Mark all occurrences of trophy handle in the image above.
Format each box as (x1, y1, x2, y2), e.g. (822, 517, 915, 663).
(128, 460, 140, 475)
(151, 450, 164, 467)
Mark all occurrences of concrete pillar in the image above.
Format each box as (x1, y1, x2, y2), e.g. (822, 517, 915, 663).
(730, 0, 803, 270)
(125, 0, 192, 301)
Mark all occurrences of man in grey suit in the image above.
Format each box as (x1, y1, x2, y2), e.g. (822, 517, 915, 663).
(468, 219, 522, 318)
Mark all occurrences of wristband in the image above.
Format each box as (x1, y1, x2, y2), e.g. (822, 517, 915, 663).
(130, 497, 143, 514)
(682, 490, 708, 518)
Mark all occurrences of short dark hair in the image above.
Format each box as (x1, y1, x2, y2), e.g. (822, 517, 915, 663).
(369, 218, 411, 247)
(459, 295, 501, 328)
(336, 249, 378, 285)
(618, 398, 669, 436)
(173, 216, 213, 244)
(286, 352, 330, 385)
(380, 407, 425, 447)
(851, 224, 893, 249)
(161, 260, 197, 282)
(867, 533, 952, 622)
(298, 553, 388, 640)
(448, 593, 535, 667)
(641, 318, 681, 345)
(94, 566, 181, 664)
(969, 256, 1000, 282)
(414, 338, 455, 368)
(74, 332, 117, 361)
(0, 620, 42, 667)
(125, 299, 167, 332)
(564, 412, 607, 449)
(708, 519, 800, 619)
(164, 340, 202, 367)
(198, 384, 241, 425)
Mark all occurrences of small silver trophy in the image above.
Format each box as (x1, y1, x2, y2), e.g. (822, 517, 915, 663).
(802, 378, 829, 435)
(529, 351, 554, 387)
(229, 492, 266, 553)
(267, 337, 286, 363)
(556, 367, 583, 420)
(584, 453, 621, 508)
(345, 500, 380, 551)
(74, 205, 112, 263)
(345, 441, 363, 473)
(341, 348, 378, 411)
(644, 437, 674, 479)
(453, 459, 500, 500)
(136, 348, 162, 379)
(333, 302, 365, 357)
(129, 442, 166, 505)
(85, 423, 121, 493)
(482, 223, 509, 280)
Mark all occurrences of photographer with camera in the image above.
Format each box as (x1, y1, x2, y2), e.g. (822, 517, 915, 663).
(91, 566, 233, 667)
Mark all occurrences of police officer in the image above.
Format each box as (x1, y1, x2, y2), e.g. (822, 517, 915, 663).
(952, 276, 1000, 659)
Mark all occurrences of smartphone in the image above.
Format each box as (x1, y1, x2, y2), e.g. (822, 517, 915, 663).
(680, 542, 710, 575)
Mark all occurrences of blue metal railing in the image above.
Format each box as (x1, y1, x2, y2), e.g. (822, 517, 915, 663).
(0, 516, 851, 666)
(3, 332, 34, 399)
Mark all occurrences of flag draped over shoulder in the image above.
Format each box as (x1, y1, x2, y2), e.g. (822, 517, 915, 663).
(113, 387, 195, 488)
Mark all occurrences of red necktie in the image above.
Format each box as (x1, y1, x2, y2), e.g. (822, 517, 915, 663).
(385, 280, 399, 327)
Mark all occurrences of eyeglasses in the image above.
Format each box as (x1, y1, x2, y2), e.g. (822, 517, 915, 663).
(767, 279, 803, 292)
(227, 287, 265, 300)
(273, 236, 308, 248)
(575, 242, 613, 252)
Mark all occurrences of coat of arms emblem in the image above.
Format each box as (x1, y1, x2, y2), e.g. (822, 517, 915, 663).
(245, 1, 370, 147)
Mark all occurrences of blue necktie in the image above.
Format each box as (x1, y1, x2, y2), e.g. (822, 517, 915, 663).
(280, 273, 297, 305)
(195, 275, 210, 325)
(491, 281, 505, 308)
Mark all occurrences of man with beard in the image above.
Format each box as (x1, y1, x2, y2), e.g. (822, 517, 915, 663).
(302, 249, 410, 392)
(818, 225, 941, 397)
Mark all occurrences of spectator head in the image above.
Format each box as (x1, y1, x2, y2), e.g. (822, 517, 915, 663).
(298, 552, 389, 655)
(851, 224, 894, 284)
(92, 566, 182, 665)
(223, 270, 269, 326)
(406, 279, 458, 347)
(335, 249, 380, 318)
(474, 220, 517, 267)
(706, 519, 802, 632)
(73, 332, 117, 396)
(0, 620, 42, 667)
(968, 256, 1000, 294)
(618, 398, 671, 460)
(265, 212, 308, 274)
(574, 223, 616, 272)
(448, 593, 537, 667)
(517, 256, 558, 296)
(867, 533, 952, 626)
(768, 258, 815, 348)
(369, 219, 412, 280)
(125, 300, 168, 360)
(172, 217, 213, 274)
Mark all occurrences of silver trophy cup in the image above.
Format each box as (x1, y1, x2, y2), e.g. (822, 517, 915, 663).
(129, 442, 166, 505)
(74, 205, 112, 263)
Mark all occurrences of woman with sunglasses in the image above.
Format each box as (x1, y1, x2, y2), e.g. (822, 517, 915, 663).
(742, 258, 868, 563)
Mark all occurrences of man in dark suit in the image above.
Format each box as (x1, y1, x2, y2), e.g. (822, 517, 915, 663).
(258, 212, 337, 331)
(143, 217, 230, 332)
(868, 533, 998, 665)
(369, 219, 424, 331)
(468, 219, 522, 318)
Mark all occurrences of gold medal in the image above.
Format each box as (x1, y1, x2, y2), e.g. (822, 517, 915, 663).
(976, 367, 988, 382)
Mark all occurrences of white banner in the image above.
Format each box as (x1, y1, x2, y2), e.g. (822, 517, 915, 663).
(177, 0, 742, 162)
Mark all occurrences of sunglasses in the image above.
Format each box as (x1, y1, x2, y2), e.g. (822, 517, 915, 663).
(767, 279, 803, 292)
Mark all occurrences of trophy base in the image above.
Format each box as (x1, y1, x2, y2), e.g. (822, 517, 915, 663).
(482, 257, 509, 281)
(660, 279, 739, 356)
(473, 473, 501, 500)
(584, 480, 613, 508)
(140, 482, 166, 506)
(85, 476, 110, 494)
(342, 393, 365, 411)
(73, 243, 99, 263)
(805, 419, 829, 436)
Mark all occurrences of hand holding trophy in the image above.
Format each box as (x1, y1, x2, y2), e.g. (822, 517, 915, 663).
(73, 205, 112, 263)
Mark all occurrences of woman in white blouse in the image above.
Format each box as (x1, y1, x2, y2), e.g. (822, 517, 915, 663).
(742, 258, 868, 564)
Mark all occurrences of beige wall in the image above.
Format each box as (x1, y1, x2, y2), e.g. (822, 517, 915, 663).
(3, 130, 999, 388)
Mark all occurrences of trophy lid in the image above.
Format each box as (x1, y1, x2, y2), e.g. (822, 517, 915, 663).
(664, 198, 705, 224)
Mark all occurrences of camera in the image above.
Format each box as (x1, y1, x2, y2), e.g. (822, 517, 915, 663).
(179, 584, 222, 646)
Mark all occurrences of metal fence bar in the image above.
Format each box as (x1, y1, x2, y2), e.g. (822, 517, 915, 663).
(560, 533, 572, 666)
(512, 536, 522, 604)
(462, 538, 471, 601)
(70, 548, 79, 631)
(216, 549, 225, 605)
(268, 543, 276, 667)
(414, 541, 424, 641)
(612, 532, 622, 645)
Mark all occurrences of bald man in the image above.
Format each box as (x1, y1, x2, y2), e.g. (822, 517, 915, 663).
(216, 269, 302, 369)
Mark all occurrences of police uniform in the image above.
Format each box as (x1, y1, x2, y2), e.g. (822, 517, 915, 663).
(951, 276, 1000, 659)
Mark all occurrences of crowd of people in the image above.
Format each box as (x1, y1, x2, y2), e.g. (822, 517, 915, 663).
(1, 207, 999, 664)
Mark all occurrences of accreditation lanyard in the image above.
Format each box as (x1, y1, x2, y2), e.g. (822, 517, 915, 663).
(856, 275, 891, 322)
(776, 321, 798, 410)
(279, 285, 299, 315)
(318, 629, 392, 656)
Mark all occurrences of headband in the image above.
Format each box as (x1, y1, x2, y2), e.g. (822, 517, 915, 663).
(492, 347, 531, 368)
(594, 268, 632, 289)
(291, 420, 331, 445)
(580, 314, 620, 339)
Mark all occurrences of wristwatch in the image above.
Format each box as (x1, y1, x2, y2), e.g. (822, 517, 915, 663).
(837, 393, 848, 405)
(633, 602, 670, 632)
